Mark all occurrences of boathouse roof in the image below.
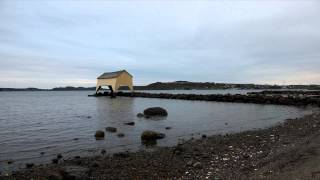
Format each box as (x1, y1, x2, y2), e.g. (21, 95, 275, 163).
(97, 70, 133, 79)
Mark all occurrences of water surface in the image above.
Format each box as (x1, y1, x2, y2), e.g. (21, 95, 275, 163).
(0, 91, 312, 172)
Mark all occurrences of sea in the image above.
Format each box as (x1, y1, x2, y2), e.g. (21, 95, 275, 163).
(0, 90, 314, 172)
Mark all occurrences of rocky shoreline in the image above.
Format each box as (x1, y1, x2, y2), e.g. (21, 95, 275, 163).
(2, 109, 320, 180)
(92, 91, 320, 107)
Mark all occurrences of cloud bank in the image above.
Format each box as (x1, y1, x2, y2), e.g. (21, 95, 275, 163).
(0, 1, 319, 88)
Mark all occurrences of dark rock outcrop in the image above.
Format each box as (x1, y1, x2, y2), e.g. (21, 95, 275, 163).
(143, 107, 168, 117)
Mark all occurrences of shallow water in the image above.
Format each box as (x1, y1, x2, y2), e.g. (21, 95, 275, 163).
(0, 91, 313, 172)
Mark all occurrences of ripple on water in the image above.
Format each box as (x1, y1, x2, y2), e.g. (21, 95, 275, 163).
(0, 91, 313, 172)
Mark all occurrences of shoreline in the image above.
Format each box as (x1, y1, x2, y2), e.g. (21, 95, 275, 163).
(3, 109, 320, 180)
(92, 91, 320, 108)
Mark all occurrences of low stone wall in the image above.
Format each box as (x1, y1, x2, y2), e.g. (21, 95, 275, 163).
(94, 92, 320, 107)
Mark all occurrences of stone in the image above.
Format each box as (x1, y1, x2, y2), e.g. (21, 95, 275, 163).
(92, 162, 99, 168)
(202, 134, 207, 138)
(117, 133, 125, 138)
(57, 154, 63, 159)
(26, 163, 34, 168)
(52, 158, 59, 164)
(113, 152, 130, 158)
(63, 165, 89, 179)
(105, 127, 117, 133)
(137, 113, 144, 118)
(187, 160, 193, 166)
(124, 122, 135, 126)
(193, 162, 202, 169)
(101, 149, 106, 155)
(143, 107, 168, 117)
(7, 160, 14, 164)
(141, 130, 166, 141)
(94, 130, 105, 139)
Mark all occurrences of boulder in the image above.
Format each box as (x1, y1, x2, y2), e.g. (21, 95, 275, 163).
(143, 107, 168, 117)
(136, 113, 144, 118)
(141, 130, 166, 141)
(94, 130, 105, 139)
(105, 127, 117, 133)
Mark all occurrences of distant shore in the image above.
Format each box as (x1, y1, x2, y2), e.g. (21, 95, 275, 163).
(3, 110, 320, 179)
(1, 81, 320, 91)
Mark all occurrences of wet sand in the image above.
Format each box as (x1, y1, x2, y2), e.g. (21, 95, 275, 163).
(2, 110, 320, 180)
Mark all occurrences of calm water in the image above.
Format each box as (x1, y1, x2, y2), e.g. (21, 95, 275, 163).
(0, 90, 313, 172)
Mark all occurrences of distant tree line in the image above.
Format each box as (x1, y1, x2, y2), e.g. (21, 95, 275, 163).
(1, 81, 320, 91)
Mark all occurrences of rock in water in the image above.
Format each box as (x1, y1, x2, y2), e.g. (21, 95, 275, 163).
(143, 107, 168, 117)
(105, 127, 117, 133)
(136, 113, 144, 118)
(57, 154, 63, 159)
(94, 130, 105, 139)
(117, 133, 125, 138)
(124, 122, 135, 126)
(141, 130, 166, 141)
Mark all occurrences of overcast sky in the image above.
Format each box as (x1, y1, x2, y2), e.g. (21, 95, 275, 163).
(0, 1, 320, 88)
